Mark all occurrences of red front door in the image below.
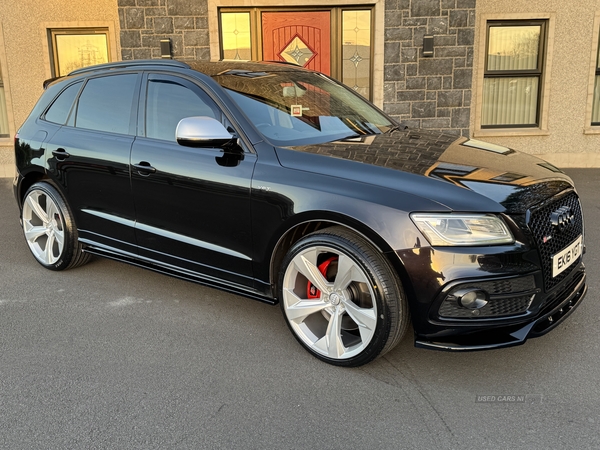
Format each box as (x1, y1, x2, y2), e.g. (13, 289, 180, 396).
(261, 11, 331, 75)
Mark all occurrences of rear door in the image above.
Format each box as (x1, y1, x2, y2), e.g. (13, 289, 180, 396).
(44, 73, 141, 253)
(130, 73, 257, 287)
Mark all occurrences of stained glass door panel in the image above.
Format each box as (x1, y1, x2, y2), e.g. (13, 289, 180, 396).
(262, 11, 331, 75)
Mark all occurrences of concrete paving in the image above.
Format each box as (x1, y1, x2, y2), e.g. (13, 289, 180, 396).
(0, 169, 598, 449)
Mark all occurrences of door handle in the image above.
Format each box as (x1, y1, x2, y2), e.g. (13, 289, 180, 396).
(132, 161, 157, 175)
(52, 148, 71, 161)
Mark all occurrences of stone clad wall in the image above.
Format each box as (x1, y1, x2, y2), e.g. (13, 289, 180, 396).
(384, 0, 476, 136)
(118, 0, 476, 136)
(118, 0, 210, 61)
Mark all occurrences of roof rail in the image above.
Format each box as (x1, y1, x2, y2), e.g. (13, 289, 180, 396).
(68, 59, 190, 76)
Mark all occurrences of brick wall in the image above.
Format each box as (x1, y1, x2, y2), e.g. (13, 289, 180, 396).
(118, 0, 210, 61)
(383, 0, 476, 136)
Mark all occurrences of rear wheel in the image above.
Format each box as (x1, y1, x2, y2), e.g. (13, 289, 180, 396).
(22, 181, 90, 270)
(279, 226, 409, 367)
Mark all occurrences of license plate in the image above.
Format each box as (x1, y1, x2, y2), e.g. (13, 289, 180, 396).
(552, 235, 583, 277)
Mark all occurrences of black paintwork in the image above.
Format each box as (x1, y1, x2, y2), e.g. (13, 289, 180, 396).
(13, 60, 586, 350)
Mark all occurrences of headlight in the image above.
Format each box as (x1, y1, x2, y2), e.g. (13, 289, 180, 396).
(410, 214, 514, 246)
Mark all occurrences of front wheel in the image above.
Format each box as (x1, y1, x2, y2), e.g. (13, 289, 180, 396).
(21, 181, 90, 271)
(278, 227, 409, 367)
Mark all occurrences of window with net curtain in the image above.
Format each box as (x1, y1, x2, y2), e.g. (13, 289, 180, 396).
(0, 62, 9, 137)
(592, 32, 600, 125)
(482, 21, 545, 128)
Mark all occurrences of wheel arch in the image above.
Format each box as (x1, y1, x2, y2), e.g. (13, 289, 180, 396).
(16, 170, 48, 208)
(268, 211, 415, 306)
(19, 176, 91, 270)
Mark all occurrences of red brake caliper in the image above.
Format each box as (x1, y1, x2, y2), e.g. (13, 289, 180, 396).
(307, 256, 337, 299)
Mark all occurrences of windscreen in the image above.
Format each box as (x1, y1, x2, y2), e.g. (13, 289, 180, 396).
(213, 70, 395, 146)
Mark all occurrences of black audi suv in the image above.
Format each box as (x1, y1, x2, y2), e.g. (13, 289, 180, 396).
(13, 60, 587, 366)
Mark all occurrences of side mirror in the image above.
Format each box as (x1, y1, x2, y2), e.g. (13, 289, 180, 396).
(175, 116, 235, 148)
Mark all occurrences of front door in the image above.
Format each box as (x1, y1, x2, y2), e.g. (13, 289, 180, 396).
(219, 7, 373, 99)
(130, 73, 257, 288)
(261, 11, 331, 76)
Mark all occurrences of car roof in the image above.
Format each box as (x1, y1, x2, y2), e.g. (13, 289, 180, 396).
(43, 59, 312, 90)
(65, 59, 307, 78)
(43, 59, 307, 90)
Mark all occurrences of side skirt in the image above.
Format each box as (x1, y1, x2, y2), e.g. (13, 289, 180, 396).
(82, 245, 277, 306)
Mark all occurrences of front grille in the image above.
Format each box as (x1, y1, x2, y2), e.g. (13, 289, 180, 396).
(527, 191, 584, 291)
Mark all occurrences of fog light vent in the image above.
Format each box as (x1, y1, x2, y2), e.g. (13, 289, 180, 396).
(438, 277, 536, 319)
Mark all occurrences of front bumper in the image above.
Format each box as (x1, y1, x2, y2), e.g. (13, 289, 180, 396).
(402, 186, 587, 352)
(414, 265, 586, 351)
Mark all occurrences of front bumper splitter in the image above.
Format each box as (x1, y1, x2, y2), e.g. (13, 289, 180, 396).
(414, 273, 587, 352)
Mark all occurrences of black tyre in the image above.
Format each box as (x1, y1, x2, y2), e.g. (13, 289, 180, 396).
(278, 226, 409, 367)
(21, 181, 90, 271)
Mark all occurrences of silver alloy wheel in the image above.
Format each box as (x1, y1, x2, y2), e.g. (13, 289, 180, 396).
(282, 245, 378, 360)
(22, 189, 66, 265)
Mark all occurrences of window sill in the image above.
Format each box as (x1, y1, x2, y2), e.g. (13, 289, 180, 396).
(583, 127, 600, 135)
(473, 128, 550, 138)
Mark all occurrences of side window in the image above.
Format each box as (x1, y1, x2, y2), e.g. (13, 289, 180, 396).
(44, 81, 82, 125)
(145, 77, 219, 142)
(75, 74, 137, 134)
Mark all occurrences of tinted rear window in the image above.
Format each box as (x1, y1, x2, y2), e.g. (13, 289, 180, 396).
(75, 74, 137, 134)
(44, 81, 82, 125)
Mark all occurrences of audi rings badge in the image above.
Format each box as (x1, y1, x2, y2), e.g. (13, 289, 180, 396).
(550, 206, 575, 232)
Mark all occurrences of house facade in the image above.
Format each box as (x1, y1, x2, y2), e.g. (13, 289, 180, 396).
(1, 0, 599, 176)
(0, 0, 121, 177)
